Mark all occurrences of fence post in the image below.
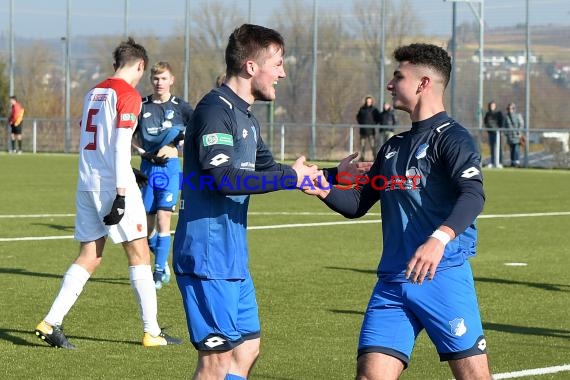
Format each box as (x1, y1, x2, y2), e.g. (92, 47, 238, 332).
(33, 119, 37, 154)
(349, 126, 354, 156)
(280, 124, 285, 162)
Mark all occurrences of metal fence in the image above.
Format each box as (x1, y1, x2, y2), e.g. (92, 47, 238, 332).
(3, 118, 569, 169)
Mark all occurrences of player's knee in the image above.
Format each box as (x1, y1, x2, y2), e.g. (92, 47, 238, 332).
(197, 351, 233, 377)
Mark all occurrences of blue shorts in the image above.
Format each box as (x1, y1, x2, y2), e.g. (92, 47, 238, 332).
(358, 261, 487, 367)
(141, 157, 180, 213)
(176, 273, 261, 351)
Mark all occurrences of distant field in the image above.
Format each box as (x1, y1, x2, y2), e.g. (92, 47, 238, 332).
(0, 154, 569, 379)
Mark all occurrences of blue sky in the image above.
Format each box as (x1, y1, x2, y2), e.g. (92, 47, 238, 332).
(0, 0, 569, 40)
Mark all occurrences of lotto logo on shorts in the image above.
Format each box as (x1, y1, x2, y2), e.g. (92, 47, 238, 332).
(204, 336, 226, 348)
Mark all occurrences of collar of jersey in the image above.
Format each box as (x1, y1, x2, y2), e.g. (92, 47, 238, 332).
(217, 84, 251, 115)
(410, 111, 449, 134)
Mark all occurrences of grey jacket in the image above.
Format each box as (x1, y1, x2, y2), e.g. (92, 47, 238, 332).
(503, 111, 524, 145)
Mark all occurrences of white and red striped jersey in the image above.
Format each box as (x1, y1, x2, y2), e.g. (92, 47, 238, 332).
(77, 78, 141, 191)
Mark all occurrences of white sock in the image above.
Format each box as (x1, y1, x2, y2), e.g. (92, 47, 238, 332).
(44, 263, 90, 326)
(129, 265, 161, 336)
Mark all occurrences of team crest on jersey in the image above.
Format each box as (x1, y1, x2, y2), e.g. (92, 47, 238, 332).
(449, 318, 467, 337)
(242, 128, 248, 139)
(202, 133, 234, 147)
(385, 151, 397, 159)
(415, 143, 429, 159)
(165, 109, 175, 119)
(143, 112, 151, 118)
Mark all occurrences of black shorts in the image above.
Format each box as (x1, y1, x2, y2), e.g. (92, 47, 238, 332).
(11, 125, 22, 135)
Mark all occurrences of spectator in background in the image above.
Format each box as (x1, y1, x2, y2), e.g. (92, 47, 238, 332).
(483, 100, 503, 168)
(377, 102, 398, 148)
(356, 95, 381, 161)
(503, 102, 524, 167)
(8, 95, 25, 154)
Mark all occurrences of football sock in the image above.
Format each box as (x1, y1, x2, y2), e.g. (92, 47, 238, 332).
(129, 265, 161, 336)
(154, 233, 171, 271)
(10, 140, 15, 151)
(17, 140, 22, 150)
(44, 263, 90, 326)
(147, 229, 158, 254)
(225, 375, 246, 380)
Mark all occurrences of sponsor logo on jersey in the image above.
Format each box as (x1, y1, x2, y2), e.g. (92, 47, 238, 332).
(203, 133, 234, 147)
(449, 317, 467, 337)
(461, 167, 480, 179)
(209, 153, 230, 166)
(143, 112, 151, 118)
(91, 94, 108, 102)
(242, 128, 248, 139)
(385, 151, 397, 159)
(415, 143, 429, 159)
(204, 336, 226, 348)
(120, 113, 136, 122)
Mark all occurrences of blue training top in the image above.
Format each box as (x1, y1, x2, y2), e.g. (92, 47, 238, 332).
(324, 112, 485, 282)
(137, 95, 193, 153)
(173, 85, 297, 280)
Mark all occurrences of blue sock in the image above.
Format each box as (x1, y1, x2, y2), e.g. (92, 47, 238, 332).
(154, 233, 171, 271)
(225, 375, 246, 380)
(148, 230, 158, 255)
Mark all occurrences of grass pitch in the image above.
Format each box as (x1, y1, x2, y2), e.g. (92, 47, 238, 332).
(0, 153, 569, 379)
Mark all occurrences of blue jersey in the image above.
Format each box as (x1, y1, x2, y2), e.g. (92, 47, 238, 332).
(137, 95, 193, 153)
(325, 112, 485, 282)
(173, 85, 296, 280)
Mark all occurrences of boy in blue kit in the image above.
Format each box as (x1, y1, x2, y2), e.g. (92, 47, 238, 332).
(172, 24, 320, 380)
(134, 61, 193, 290)
(305, 43, 492, 379)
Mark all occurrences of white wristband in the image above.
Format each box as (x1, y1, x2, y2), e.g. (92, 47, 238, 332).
(431, 229, 451, 246)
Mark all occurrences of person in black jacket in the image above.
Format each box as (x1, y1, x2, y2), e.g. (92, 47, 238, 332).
(377, 102, 398, 148)
(356, 95, 381, 160)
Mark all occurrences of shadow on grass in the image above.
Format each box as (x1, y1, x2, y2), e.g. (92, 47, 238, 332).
(0, 327, 139, 346)
(325, 266, 376, 275)
(483, 322, 570, 339)
(31, 222, 74, 232)
(329, 309, 364, 316)
(475, 276, 570, 292)
(0, 268, 129, 285)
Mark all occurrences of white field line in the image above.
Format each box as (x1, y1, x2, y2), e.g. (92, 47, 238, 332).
(1, 211, 569, 242)
(451, 363, 570, 379)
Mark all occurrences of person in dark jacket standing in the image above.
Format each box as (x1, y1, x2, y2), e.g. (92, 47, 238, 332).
(483, 100, 503, 168)
(356, 95, 381, 160)
(377, 102, 398, 148)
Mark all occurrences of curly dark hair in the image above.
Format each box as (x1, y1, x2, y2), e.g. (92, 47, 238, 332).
(393, 43, 451, 87)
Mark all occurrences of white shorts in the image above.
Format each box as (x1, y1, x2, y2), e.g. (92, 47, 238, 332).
(74, 187, 147, 244)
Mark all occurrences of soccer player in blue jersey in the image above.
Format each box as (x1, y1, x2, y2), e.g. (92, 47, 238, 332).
(172, 24, 322, 379)
(134, 61, 193, 290)
(305, 43, 492, 379)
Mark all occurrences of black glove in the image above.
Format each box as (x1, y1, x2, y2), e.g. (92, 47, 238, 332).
(132, 167, 148, 188)
(141, 152, 168, 166)
(103, 195, 125, 225)
(172, 131, 185, 146)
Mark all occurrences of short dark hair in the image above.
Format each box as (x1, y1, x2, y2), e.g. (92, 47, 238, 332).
(9, 95, 17, 101)
(225, 24, 285, 77)
(393, 43, 451, 88)
(113, 37, 148, 70)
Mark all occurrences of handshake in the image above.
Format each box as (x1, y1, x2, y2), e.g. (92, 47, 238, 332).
(292, 152, 372, 197)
